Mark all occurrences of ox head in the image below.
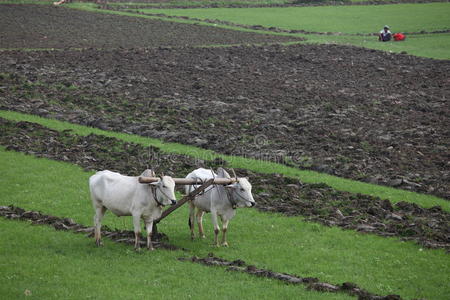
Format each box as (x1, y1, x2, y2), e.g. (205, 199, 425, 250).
(217, 168, 256, 208)
(151, 176, 176, 206)
(226, 178, 256, 208)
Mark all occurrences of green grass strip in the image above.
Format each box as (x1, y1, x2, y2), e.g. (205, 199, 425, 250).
(139, 3, 450, 34)
(1, 110, 448, 212)
(1, 147, 449, 300)
(105, 0, 291, 8)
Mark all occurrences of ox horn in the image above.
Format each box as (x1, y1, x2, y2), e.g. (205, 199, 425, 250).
(231, 168, 238, 180)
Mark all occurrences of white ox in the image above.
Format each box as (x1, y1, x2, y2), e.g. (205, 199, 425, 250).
(89, 170, 176, 250)
(185, 168, 255, 247)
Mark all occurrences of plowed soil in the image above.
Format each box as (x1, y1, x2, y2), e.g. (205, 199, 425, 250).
(0, 5, 300, 49)
(2, 119, 448, 251)
(1, 44, 449, 199)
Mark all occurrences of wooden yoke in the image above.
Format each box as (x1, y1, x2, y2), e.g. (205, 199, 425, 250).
(138, 177, 237, 186)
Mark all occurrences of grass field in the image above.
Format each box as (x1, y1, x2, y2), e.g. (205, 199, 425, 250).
(139, 3, 450, 34)
(1, 148, 449, 299)
(2, 221, 340, 300)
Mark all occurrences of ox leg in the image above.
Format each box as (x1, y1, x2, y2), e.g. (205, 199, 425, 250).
(188, 202, 195, 240)
(145, 219, 154, 251)
(93, 205, 107, 247)
(211, 212, 220, 247)
(196, 210, 206, 239)
(132, 214, 141, 251)
(221, 218, 230, 247)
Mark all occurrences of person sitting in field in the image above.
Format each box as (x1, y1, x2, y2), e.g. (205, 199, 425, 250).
(379, 25, 392, 42)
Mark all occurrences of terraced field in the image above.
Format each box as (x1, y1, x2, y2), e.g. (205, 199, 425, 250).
(1, 2, 449, 300)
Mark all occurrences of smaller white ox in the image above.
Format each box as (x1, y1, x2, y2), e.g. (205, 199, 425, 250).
(89, 169, 176, 250)
(185, 167, 255, 247)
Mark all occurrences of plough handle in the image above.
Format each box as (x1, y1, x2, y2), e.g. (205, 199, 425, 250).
(154, 179, 215, 224)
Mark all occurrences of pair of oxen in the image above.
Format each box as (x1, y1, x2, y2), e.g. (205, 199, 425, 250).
(89, 168, 256, 250)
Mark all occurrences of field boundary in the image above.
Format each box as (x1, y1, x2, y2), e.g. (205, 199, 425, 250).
(119, 8, 450, 36)
(1, 110, 448, 212)
(105, 0, 449, 9)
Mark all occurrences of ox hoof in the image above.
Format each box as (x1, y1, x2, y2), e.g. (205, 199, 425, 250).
(201, 235, 206, 239)
(221, 242, 229, 247)
(134, 247, 141, 252)
(95, 240, 103, 247)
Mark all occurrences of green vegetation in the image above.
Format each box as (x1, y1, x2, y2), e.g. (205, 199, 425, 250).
(1, 110, 449, 213)
(135, 3, 450, 59)
(2, 220, 342, 300)
(141, 3, 450, 34)
(1, 148, 449, 299)
(106, 0, 292, 8)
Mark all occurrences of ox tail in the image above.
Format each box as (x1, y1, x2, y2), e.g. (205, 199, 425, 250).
(188, 217, 192, 230)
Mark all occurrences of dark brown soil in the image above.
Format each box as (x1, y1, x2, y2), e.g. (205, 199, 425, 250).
(0, 205, 179, 250)
(178, 253, 403, 300)
(0, 4, 300, 49)
(2, 118, 449, 251)
(1, 43, 449, 199)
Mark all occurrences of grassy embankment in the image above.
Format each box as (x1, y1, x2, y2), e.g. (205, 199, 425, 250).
(1, 110, 448, 212)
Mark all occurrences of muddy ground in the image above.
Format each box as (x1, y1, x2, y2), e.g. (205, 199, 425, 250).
(0, 5, 300, 49)
(1, 43, 449, 199)
(2, 118, 448, 251)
